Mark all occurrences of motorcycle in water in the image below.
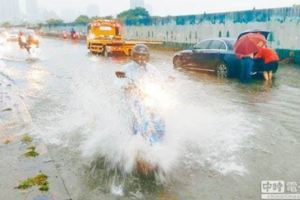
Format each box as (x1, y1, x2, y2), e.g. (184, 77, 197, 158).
(25, 35, 40, 59)
(123, 79, 165, 144)
(116, 72, 166, 174)
(18, 35, 27, 49)
(70, 29, 80, 40)
(62, 31, 68, 39)
(130, 87, 165, 145)
(71, 32, 79, 40)
(27, 43, 38, 56)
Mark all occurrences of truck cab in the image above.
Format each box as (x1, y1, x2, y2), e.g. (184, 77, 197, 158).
(87, 20, 122, 40)
(87, 19, 133, 56)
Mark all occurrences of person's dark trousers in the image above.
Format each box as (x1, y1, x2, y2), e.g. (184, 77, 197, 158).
(240, 57, 254, 83)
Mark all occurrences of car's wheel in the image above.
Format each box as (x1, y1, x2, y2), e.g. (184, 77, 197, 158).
(173, 56, 182, 68)
(216, 62, 229, 78)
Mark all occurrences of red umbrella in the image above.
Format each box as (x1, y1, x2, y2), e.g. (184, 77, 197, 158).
(234, 33, 267, 58)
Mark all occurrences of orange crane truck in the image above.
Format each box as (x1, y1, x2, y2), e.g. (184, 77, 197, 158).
(87, 19, 161, 56)
(87, 19, 136, 56)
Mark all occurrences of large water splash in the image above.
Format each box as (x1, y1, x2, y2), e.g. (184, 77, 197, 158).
(36, 60, 253, 179)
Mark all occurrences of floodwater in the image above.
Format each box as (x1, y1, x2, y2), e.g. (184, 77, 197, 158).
(1, 38, 300, 200)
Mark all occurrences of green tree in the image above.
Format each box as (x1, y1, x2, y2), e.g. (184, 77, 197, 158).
(117, 7, 150, 21)
(1, 22, 11, 28)
(74, 15, 90, 24)
(46, 19, 64, 26)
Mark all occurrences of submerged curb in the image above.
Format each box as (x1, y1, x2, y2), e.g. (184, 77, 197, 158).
(0, 68, 72, 200)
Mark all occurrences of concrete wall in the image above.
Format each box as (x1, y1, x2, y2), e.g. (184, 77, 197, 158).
(40, 7, 300, 64)
(123, 7, 300, 50)
(122, 6, 300, 64)
(41, 7, 300, 50)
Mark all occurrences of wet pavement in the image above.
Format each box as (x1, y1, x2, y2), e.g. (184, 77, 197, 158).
(0, 38, 300, 200)
(0, 71, 30, 133)
(0, 58, 71, 200)
(0, 136, 72, 200)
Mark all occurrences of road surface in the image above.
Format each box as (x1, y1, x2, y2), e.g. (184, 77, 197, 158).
(1, 38, 300, 200)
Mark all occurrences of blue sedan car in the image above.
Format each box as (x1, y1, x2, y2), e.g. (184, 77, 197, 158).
(173, 31, 274, 78)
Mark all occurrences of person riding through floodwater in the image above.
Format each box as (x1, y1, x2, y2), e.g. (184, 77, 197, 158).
(18, 31, 27, 50)
(116, 44, 174, 86)
(115, 44, 172, 174)
(115, 44, 165, 142)
(18, 32, 39, 54)
(70, 28, 77, 39)
(27, 34, 36, 47)
(116, 44, 152, 80)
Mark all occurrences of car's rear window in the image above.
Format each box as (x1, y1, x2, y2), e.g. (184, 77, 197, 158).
(194, 40, 211, 49)
(209, 40, 226, 50)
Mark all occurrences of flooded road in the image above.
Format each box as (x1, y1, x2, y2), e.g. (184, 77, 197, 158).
(1, 38, 300, 199)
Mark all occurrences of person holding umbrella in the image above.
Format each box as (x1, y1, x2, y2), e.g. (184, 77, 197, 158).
(255, 41, 279, 81)
(234, 33, 267, 83)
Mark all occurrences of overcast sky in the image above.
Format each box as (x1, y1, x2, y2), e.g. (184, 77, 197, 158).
(39, 0, 300, 21)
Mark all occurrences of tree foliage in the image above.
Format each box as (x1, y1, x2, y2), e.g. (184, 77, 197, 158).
(46, 19, 64, 26)
(1, 22, 11, 28)
(117, 7, 150, 21)
(74, 15, 90, 24)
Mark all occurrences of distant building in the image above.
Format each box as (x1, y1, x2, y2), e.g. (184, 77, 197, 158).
(25, 0, 39, 22)
(130, 0, 145, 9)
(0, 0, 21, 23)
(86, 4, 100, 17)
